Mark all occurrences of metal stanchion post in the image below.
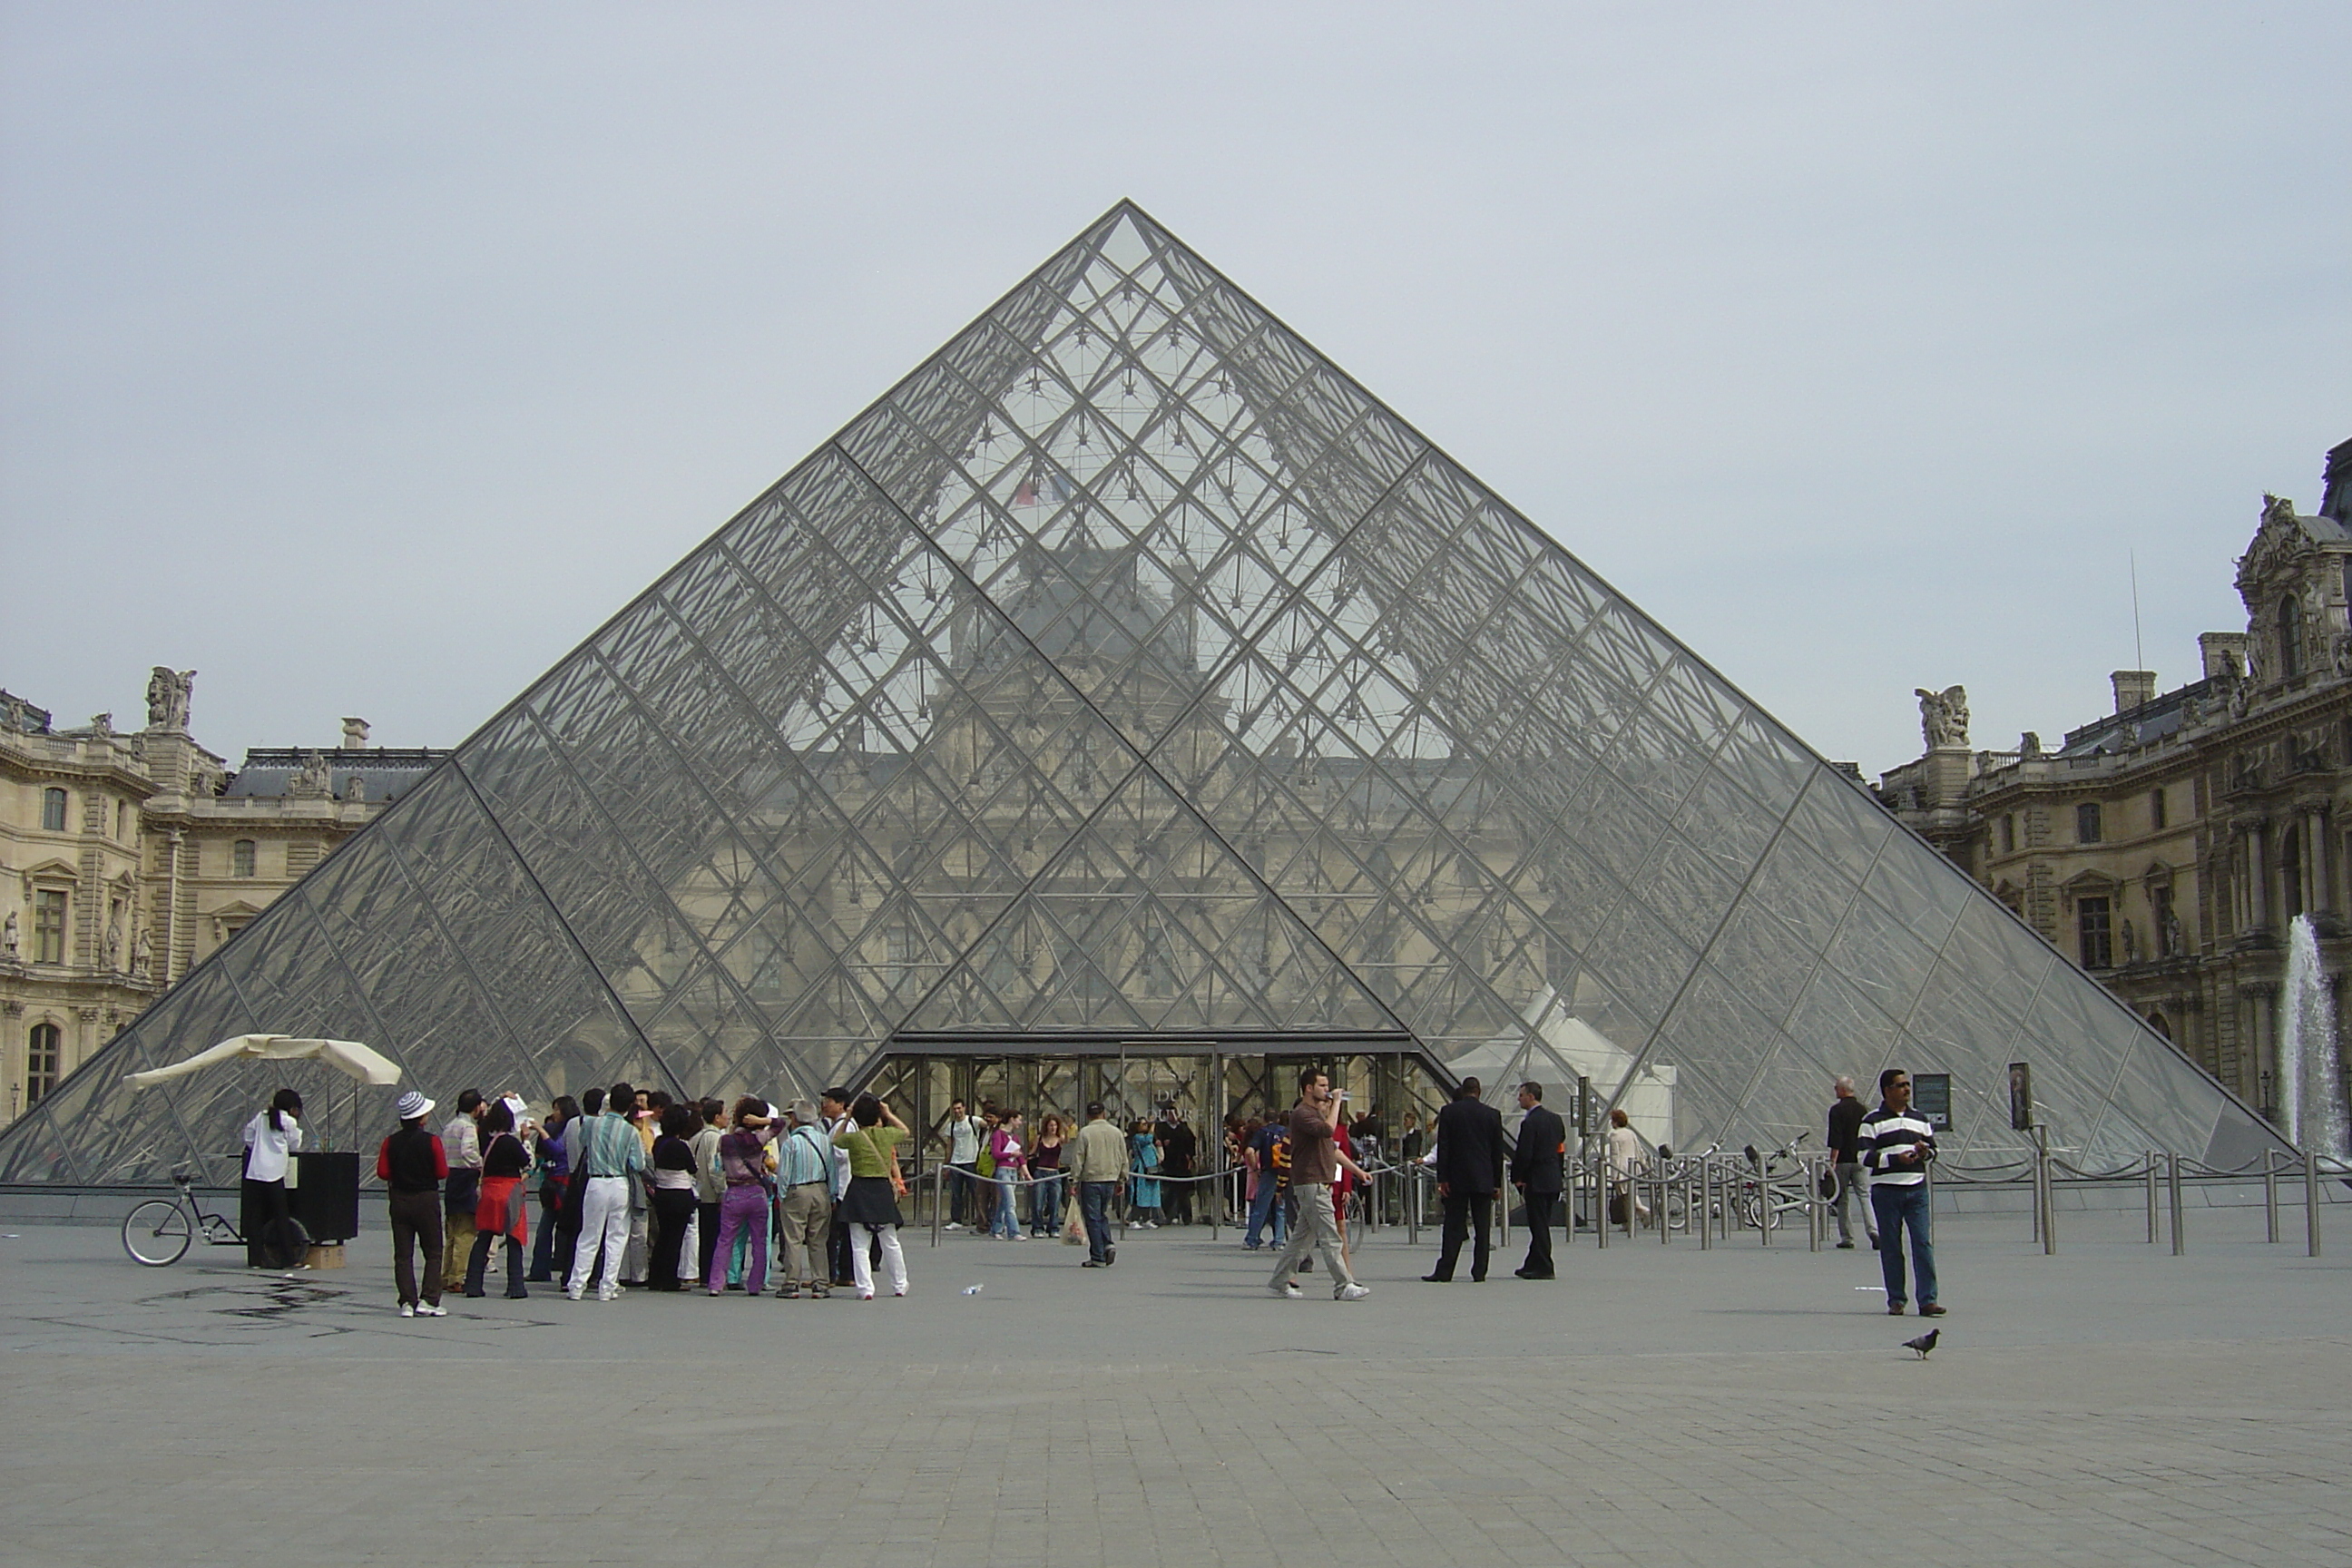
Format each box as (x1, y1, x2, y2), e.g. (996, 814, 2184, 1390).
(1808, 1154, 1822, 1252)
(1593, 1154, 1608, 1250)
(2145, 1152, 2159, 1244)
(1658, 1163, 1670, 1245)
(2306, 1150, 2323, 1258)
(1755, 1150, 1770, 1248)
(930, 1163, 943, 1250)
(2038, 1126, 2055, 1256)
(1698, 1156, 1712, 1250)
(2264, 1151, 2279, 1243)
(2168, 1152, 2185, 1255)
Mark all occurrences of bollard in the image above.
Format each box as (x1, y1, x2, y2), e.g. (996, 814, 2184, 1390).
(2265, 1152, 2279, 1244)
(2307, 1150, 2323, 1259)
(1659, 1165, 1671, 1245)
(2145, 1152, 2159, 1244)
(1756, 1150, 1771, 1248)
(2167, 1151, 2185, 1255)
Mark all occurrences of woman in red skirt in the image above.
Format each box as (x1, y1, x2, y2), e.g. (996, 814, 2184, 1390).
(463, 1100, 533, 1298)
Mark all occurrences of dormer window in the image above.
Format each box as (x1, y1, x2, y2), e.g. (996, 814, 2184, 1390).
(2279, 594, 2302, 679)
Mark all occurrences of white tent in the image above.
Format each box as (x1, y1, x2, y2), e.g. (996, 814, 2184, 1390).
(125, 1034, 402, 1089)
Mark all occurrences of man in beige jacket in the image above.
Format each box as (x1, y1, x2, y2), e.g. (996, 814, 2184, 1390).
(1066, 1102, 1129, 1268)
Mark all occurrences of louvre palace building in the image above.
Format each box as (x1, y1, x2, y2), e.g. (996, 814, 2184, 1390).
(0, 677, 445, 1128)
(0, 205, 2285, 1189)
(1879, 438, 2352, 1135)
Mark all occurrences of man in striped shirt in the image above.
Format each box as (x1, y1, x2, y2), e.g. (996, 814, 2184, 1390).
(1861, 1069, 1944, 1318)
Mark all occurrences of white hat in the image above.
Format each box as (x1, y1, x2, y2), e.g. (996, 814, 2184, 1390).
(396, 1090, 435, 1122)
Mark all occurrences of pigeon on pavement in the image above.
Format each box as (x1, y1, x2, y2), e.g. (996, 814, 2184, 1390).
(1902, 1328, 1939, 1359)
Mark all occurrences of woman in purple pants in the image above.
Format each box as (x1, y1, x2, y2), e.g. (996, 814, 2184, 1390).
(708, 1098, 778, 1297)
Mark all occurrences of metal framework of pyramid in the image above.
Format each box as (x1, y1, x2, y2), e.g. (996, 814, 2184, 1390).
(2, 201, 2281, 1185)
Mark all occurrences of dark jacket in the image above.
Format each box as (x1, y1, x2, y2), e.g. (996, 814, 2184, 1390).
(1511, 1104, 1567, 1194)
(1434, 1095, 1505, 1196)
(1827, 1096, 1867, 1162)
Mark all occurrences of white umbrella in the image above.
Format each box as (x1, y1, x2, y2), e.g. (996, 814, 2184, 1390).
(124, 1034, 403, 1089)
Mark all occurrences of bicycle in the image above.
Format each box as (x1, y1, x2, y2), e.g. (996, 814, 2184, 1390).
(1730, 1137, 1817, 1233)
(121, 1166, 302, 1267)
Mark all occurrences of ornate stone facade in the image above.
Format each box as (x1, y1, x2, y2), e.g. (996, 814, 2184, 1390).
(0, 671, 446, 1125)
(1878, 438, 2352, 1124)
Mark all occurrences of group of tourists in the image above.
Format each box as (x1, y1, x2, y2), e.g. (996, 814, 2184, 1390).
(240, 1060, 1943, 1319)
(370, 1080, 916, 1317)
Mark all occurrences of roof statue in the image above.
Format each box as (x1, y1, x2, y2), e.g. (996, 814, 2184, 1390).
(0, 201, 2284, 1186)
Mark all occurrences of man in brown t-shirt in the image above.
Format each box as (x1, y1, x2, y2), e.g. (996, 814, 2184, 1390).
(1265, 1068, 1371, 1300)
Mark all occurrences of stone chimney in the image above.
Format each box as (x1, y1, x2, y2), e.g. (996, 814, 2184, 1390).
(2199, 632, 2249, 682)
(2112, 671, 2157, 714)
(340, 717, 370, 750)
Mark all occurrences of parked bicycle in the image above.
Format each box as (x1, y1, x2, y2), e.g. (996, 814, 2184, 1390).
(121, 1166, 304, 1268)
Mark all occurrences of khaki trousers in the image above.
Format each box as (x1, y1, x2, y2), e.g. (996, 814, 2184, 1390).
(775, 1181, 830, 1286)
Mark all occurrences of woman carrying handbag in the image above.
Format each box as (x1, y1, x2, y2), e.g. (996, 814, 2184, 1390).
(831, 1093, 911, 1298)
(463, 1100, 533, 1298)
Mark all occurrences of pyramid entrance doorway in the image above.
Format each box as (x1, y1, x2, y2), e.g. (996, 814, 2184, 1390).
(862, 1031, 1455, 1214)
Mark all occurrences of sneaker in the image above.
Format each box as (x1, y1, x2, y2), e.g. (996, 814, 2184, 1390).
(779, 1282, 800, 1299)
(1836, 1240, 1856, 1250)
(1012, 1232, 1029, 1241)
(1269, 1281, 1303, 1298)
(597, 1289, 619, 1303)
(419, 1303, 446, 1317)
(1082, 1259, 1104, 1268)
(565, 1288, 583, 1302)
(1335, 1283, 1371, 1301)
(858, 1289, 876, 1300)
(397, 1302, 415, 1318)
(809, 1283, 830, 1298)
(942, 1222, 963, 1231)
(893, 1286, 907, 1297)
(1104, 1246, 1116, 1266)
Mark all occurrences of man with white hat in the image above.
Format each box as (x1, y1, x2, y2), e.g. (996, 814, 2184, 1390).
(377, 1091, 449, 1318)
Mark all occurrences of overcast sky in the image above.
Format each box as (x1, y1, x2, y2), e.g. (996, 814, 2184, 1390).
(3, 4, 2346, 780)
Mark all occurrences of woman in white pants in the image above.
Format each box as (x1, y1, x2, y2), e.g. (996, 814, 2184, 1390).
(830, 1093, 910, 1299)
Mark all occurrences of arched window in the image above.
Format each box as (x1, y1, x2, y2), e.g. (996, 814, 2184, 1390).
(232, 839, 257, 878)
(40, 788, 67, 832)
(2279, 594, 2302, 679)
(26, 1022, 61, 1104)
(2146, 1011, 2172, 1041)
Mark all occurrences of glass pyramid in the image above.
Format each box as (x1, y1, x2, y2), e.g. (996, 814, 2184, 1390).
(1, 201, 2281, 1185)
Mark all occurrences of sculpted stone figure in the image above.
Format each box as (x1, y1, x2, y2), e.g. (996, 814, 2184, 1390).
(145, 667, 195, 730)
(2, 910, 17, 959)
(290, 750, 333, 799)
(1916, 684, 1969, 750)
(132, 925, 152, 975)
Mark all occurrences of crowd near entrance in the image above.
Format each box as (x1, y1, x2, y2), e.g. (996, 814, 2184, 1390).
(860, 1034, 1457, 1230)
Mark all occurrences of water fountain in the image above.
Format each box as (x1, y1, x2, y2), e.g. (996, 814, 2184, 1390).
(2278, 914, 2351, 1170)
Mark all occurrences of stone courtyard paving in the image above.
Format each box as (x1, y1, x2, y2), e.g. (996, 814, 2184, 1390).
(1, 1204, 2347, 1567)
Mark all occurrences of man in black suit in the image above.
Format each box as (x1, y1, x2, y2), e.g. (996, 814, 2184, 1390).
(1422, 1075, 1505, 1283)
(1510, 1081, 1567, 1280)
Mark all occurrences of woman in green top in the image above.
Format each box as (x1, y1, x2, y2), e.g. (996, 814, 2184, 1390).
(831, 1093, 909, 1299)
